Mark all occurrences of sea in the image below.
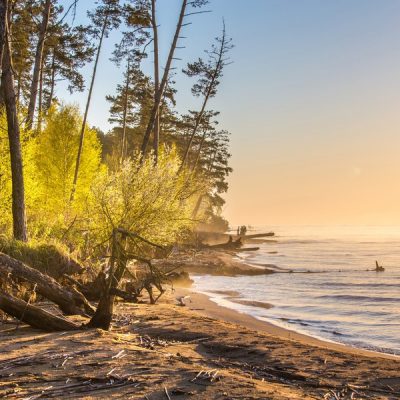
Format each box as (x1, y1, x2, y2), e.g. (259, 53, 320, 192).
(192, 226, 400, 356)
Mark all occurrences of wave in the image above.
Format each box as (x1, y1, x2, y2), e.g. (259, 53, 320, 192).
(318, 282, 400, 288)
(317, 294, 399, 302)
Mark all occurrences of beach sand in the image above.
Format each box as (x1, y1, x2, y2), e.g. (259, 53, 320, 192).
(1, 287, 399, 399)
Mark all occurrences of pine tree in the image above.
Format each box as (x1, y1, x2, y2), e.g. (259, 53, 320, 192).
(179, 22, 233, 170)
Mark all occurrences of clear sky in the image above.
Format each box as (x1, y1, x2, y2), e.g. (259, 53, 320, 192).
(59, 0, 400, 226)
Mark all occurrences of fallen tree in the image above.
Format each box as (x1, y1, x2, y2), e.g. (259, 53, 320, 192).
(0, 252, 94, 316)
(0, 229, 169, 332)
(0, 290, 80, 331)
(242, 232, 275, 239)
(0, 238, 84, 279)
(207, 236, 243, 250)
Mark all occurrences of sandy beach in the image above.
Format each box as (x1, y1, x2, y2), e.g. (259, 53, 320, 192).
(1, 284, 399, 399)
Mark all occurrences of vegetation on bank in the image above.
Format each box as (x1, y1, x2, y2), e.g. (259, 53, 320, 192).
(0, 0, 232, 253)
(0, 0, 234, 330)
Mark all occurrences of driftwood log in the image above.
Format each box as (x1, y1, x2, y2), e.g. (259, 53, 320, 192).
(0, 252, 94, 316)
(0, 290, 80, 331)
(242, 232, 275, 239)
(208, 236, 243, 250)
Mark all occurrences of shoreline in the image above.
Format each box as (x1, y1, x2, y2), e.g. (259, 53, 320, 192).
(175, 286, 399, 361)
(2, 289, 400, 398)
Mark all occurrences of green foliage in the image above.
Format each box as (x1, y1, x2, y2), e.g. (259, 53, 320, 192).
(31, 104, 103, 237)
(0, 105, 103, 241)
(90, 146, 205, 246)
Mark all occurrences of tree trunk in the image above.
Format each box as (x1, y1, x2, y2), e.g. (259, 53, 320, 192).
(0, 0, 7, 75)
(120, 60, 130, 162)
(0, 290, 79, 331)
(192, 194, 204, 218)
(26, 0, 52, 130)
(1, 7, 28, 242)
(37, 57, 44, 133)
(70, 17, 107, 202)
(47, 47, 56, 109)
(87, 232, 127, 330)
(151, 0, 160, 163)
(0, 252, 94, 316)
(140, 0, 187, 156)
(179, 78, 216, 171)
(179, 28, 227, 172)
(191, 130, 207, 171)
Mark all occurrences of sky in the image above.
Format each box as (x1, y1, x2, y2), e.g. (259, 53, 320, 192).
(58, 0, 400, 227)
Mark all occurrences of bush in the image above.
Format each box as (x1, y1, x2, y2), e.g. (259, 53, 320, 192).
(88, 146, 206, 248)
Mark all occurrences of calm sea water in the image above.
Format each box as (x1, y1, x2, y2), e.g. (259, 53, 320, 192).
(193, 226, 400, 355)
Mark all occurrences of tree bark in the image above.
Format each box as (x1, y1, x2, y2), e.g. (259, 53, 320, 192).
(1, 6, 28, 242)
(120, 60, 130, 162)
(151, 0, 160, 163)
(26, 0, 52, 130)
(70, 17, 107, 202)
(0, 0, 6, 72)
(191, 130, 207, 171)
(179, 73, 221, 172)
(87, 231, 128, 330)
(0, 252, 94, 316)
(140, 0, 187, 156)
(37, 57, 44, 133)
(47, 47, 56, 109)
(0, 289, 80, 331)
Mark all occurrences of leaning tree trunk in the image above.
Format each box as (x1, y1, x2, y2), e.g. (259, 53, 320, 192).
(0, 290, 79, 331)
(37, 58, 44, 133)
(0, 252, 94, 316)
(191, 130, 207, 171)
(120, 60, 130, 162)
(47, 47, 56, 109)
(0, 0, 6, 70)
(70, 16, 107, 202)
(179, 75, 217, 172)
(141, 0, 187, 156)
(26, 0, 52, 130)
(151, 0, 160, 163)
(1, 7, 27, 242)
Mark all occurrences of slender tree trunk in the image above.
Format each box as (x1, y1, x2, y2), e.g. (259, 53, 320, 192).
(179, 29, 227, 171)
(0, 0, 6, 67)
(179, 67, 222, 171)
(192, 194, 204, 218)
(70, 17, 107, 202)
(120, 60, 130, 162)
(16, 73, 20, 106)
(1, 6, 27, 242)
(37, 58, 43, 133)
(140, 0, 187, 156)
(151, 0, 160, 162)
(47, 47, 56, 109)
(191, 130, 207, 171)
(26, 0, 52, 130)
